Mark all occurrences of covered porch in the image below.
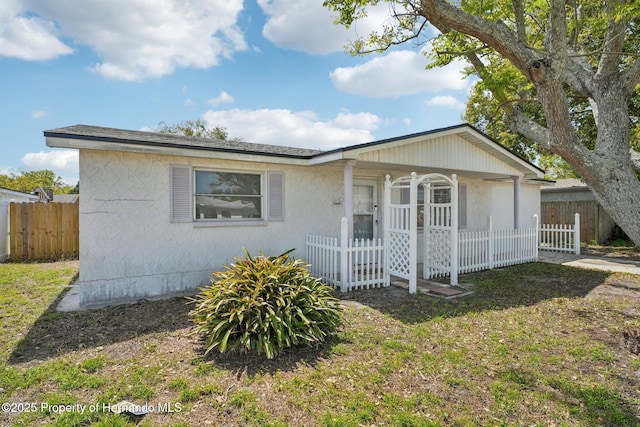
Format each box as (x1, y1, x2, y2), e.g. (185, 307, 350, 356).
(304, 125, 552, 293)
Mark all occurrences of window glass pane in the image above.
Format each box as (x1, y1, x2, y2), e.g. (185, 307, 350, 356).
(195, 171, 261, 196)
(194, 170, 262, 220)
(195, 195, 262, 219)
(432, 188, 451, 203)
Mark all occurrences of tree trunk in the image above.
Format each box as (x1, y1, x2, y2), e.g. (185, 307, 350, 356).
(414, 0, 640, 245)
(536, 73, 640, 245)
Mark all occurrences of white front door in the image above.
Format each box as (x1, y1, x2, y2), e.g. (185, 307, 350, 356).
(353, 179, 378, 240)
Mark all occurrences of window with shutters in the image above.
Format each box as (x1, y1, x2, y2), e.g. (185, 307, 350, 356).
(194, 170, 263, 220)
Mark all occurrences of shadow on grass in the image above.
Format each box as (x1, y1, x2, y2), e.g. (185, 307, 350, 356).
(341, 262, 612, 324)
(9, 283, 349, 374)
(8, 285, 194, 364)
(195, 334, 349, 379)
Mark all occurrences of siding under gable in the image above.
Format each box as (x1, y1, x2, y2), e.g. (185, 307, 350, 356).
(357, 134, 522, 176)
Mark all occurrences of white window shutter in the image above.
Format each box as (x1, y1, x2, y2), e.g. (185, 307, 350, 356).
(170, 164, 192, 223)
(458, 183, 467, 229)
(267, 171, 284, 221)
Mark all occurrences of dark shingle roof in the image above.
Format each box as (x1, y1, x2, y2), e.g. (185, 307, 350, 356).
(44, 123, 544, 176)
(44, 125, 322, 159)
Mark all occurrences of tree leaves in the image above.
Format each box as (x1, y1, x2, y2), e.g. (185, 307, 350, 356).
(0, 169, 73, 194)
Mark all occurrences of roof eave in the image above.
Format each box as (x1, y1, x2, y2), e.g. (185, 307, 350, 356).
(46, 134, 314, 166)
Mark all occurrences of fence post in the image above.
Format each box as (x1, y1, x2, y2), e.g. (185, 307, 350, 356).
(488, 216, 494, 269)
(533, 214, 539, 261)
(340, 217, 349, 293)
(0, 201, 8, 262)
(574, 213, 581, 255)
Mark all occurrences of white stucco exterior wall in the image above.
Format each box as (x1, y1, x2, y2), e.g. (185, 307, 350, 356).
(76, 148, 543, 307)
(78, 149, 345, 306)
(489, 181, 540, 229)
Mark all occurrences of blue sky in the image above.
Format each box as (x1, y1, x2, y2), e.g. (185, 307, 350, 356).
(0, 0, 474, 186)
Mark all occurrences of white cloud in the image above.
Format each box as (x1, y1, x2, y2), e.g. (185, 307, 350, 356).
(330, 50, 470, 98)
(202, 108, 380, 150)
(257, 0, 393, 55)
(425, 95, 466, 110)
(208, 91, 235, 107)
(8, 0, 247, 81)
(0, 0, 73, 60)
(30, 109, 48, 119)
(0, 166, 19, 176)
(21, 150, 79, 183)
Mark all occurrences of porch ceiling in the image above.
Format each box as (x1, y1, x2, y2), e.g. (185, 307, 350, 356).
(319, 159, 535, 181)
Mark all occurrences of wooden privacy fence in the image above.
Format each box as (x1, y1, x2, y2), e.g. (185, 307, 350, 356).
(9, 202, 79, 261)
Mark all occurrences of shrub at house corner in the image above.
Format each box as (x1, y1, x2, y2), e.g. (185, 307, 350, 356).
(189, 249, 343, 359)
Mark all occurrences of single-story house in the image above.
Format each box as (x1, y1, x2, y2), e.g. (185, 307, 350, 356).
(541, 178, 616, 244)
(0, 187, 40, 203)
(45, 123, 546, 307)
(1, 189, 39, 262)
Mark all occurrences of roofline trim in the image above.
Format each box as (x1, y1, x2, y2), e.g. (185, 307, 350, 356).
(44, 123, 546, 176)
(43, 130, 319, 160)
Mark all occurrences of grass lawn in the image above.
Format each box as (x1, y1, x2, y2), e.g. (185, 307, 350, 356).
(1, 260, 639, 426)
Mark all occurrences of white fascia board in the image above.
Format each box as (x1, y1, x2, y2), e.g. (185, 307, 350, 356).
(46, 136, 311, 166)
(308, 151, 349, 165)
(0, 188, 39, 199)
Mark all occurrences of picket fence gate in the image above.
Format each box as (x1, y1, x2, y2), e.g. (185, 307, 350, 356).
(538, 213, 580, 254)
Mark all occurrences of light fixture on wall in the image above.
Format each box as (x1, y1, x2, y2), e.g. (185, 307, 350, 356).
(332, 197, 343, 205)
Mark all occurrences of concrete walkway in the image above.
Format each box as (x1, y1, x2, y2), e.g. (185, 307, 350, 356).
(538, 251, 640, 275)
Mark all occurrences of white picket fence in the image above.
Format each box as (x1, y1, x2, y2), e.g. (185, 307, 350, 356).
(538, 213, 580, 254)
(306, 214, 580, 292)
(458, 222, 538, 274)
(305, 218, 387, 292)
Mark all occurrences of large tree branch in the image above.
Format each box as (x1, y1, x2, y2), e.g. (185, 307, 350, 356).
(630, 147, 640, 172)
(563, 49, 596, 97)
(624, 57, 640, 93)
(420, 0, 537, 77)
(503, 109, 551, 150)
(545, 0, 568, 73)
(597, 5, 627, 77)
(511, 0, 527, 44)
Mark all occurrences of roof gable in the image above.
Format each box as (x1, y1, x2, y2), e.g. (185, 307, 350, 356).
(311, 124, 544, 179)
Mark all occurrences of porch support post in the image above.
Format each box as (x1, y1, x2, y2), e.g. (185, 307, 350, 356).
(383, 175, 391, 286)
(512, 175, 521, 229)
(450, 174, 459, 286)
(343, 160, 356, 240)
(409, 172, 418, 294)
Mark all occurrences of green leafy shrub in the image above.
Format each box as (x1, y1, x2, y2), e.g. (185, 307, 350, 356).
(189, 249, 343, 359)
